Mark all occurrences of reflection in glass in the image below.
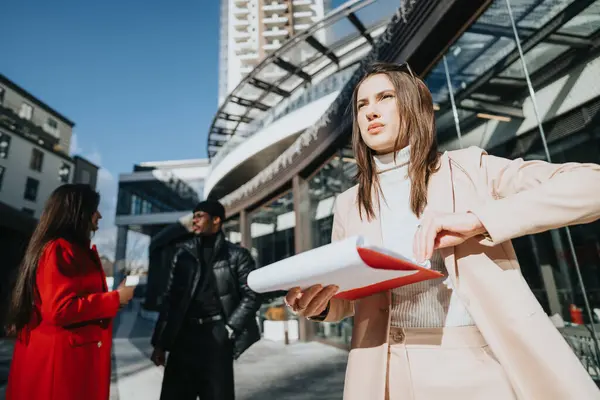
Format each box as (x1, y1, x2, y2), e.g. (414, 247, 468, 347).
(250, 192, 298, 343)
(558, 1, 600, 37)
(308, 147, 357, 347)
(223, 216, 241, 245)
(424, 0, 600, 378)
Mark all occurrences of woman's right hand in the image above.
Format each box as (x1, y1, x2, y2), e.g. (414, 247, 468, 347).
(117, 280, 135, 305)
(284, 284, 339, 318)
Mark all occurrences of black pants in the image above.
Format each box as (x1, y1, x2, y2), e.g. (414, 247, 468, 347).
(160, 321, 235, 400)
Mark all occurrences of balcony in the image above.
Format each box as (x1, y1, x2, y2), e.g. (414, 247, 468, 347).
(292, 0, 312, 6)
(233, 7, 250, 16)
(263, 41, 281, 51)
(233, 19, 251, 28)
(235, 41, 258, 55)
(263, 2, 288, 12)
(234, 0, 248, 5)
(293, 23, 311, 32)
(0, 104, 61, 152)
(293, 11, 313, 18)
(263, 27, 290, 38)
(233, 30, 251, 41)
(239, 52, 260, 61)
(263, 15, 289, 25)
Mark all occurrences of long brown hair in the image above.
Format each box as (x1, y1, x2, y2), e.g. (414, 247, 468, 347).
(6, 184, 100, 332)
(351, 62, 440, 220)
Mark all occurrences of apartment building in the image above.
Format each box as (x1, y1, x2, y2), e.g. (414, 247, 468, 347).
(0, 74, 96, 218)
(219, 0, 327, 104)
(0, 73, 99, 330)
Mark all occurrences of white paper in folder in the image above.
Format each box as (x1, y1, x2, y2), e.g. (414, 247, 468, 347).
(247, 236, 442, 301)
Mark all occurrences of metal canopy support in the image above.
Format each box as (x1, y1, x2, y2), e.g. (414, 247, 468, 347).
(248, 77, 291, 98)
(230, 95, 270, 111)
(504, 0, 600, 365)
(459, 98, 524, 119)
(211, 127, 235, 136)
(217, 112, 253, 124)
(305, 35, 340, 65)
(443, 0, 596, 114)
(273, 57, 312, 82)
(470, 23, 593, 48)
(513, 32, 600, 100)
(347, 12, 374, 45)
(206, 0, 385, 159)
(443, 55, 463, 148)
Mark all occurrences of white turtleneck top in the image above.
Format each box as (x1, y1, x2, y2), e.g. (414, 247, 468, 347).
(374, 146, 474, 328)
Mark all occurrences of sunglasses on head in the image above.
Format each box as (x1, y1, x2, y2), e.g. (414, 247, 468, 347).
(388, 62, 416, 79)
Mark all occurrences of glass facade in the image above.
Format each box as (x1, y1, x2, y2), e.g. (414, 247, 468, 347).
(308, 146, 357, 347)
(223, 215, 241, 245)
(250, 192, 299, 340)
(116, 180, 199, 216)
(423, 0, 600, 379)
(250, 192, 295, 268)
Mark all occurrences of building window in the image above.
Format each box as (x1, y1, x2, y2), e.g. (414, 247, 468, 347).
(0, 133, 10, 159)
(24, 177, 39, 202)
(80, 169, 91, 184)
(0, 87, 4, 104)
(19, 103, 33, 120)
(22, 208, 35, 216)
(59, 162, 71, 183)
(45, 117, 59, 136)
(30, 148, 44, 172)
(0, 165, 5, 191)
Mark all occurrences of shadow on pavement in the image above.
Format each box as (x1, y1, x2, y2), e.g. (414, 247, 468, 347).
(241, 362, 345, 400)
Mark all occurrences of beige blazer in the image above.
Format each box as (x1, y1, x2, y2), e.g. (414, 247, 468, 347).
(324, 146, 600, 400)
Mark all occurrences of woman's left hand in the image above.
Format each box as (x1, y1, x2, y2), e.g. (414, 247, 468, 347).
(413, 211, 486, 263)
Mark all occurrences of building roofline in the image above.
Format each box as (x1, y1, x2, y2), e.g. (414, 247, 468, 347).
(137, 159, 211, 168)
(0, 73, 76, 127)
(73, 154, 100, 170)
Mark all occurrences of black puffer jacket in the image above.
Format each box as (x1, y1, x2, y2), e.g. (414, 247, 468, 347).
(151, 231, 261, 359)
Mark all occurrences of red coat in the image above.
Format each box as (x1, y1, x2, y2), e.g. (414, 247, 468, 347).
(7, 238, 121, 400)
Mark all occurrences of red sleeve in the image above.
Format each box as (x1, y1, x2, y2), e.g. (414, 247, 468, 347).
(38, 240, 121, 326)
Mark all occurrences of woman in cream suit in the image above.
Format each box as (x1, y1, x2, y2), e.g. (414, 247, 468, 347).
(285, 62, 600, 400)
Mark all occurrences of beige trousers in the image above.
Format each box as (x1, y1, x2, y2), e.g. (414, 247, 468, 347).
(385, 326, 517, 400)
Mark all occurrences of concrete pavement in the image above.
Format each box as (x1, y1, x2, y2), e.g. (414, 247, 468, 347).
(0, 300, 348, 400)
(111, 300, 348, 399)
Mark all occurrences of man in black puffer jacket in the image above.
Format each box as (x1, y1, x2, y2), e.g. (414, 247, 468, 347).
(150, 199, 261, 400)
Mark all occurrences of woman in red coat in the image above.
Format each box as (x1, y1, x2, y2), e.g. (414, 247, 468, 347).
(5, 183, 135, 400)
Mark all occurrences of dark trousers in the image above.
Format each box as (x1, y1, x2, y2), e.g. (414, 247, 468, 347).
(160, 321, 234, 400)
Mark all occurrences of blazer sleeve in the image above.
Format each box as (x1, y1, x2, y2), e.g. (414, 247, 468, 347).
(317, 193, 355, 323)
(38, 240, 121, 326)
(468, 151, 600, 245)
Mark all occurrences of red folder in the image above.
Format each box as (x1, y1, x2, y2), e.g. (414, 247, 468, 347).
(333, 247, 444, 300)
(247, 236, 444, 301)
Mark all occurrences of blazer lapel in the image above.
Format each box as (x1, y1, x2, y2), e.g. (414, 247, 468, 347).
(427, 152, 459, 283)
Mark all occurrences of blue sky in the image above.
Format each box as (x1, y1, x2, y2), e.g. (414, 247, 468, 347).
(1, 0, 221, 256)
(0, 0, 395, 258)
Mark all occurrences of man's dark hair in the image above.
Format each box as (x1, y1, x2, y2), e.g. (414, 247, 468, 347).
(194, 199, 226, 223)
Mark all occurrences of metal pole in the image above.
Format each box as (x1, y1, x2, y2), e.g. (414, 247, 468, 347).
(443, 55, 463, 149)
(504, 0, 600, 363)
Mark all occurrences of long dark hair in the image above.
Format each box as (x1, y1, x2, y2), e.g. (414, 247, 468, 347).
(351, 62, 440, 220)
(6, 184, 100, 332)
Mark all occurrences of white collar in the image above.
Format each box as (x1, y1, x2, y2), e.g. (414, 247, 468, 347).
(373, 145, 410, 173)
